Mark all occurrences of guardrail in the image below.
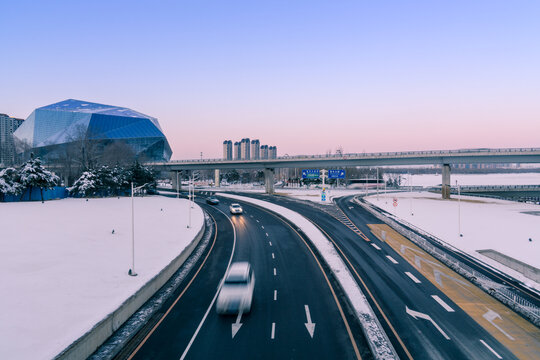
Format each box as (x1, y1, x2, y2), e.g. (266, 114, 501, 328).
(354, 196, 540, 326)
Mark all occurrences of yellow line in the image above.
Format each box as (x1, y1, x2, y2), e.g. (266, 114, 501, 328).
(127, 213, 219, 360)
(255, 206, 362, 360)
(312, 222, 414, 360)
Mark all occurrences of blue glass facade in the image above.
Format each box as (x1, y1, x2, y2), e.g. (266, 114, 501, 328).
(13, 99, 172, 162)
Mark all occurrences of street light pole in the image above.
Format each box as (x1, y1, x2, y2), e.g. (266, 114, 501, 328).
(129, 181, 149, 276)
(176, 171, 179, 199)
(377, 168, 379, 201)
(457, 180, 462, 237)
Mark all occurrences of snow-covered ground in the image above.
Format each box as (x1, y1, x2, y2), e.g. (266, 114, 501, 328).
(398, 172, 540, 187)
(0, 196, 204, 360)
(364, 191, 540, 288)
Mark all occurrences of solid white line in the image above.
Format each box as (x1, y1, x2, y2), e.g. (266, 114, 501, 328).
(479, 340, 502, 359)
(273, 268, 277, 276)
(271, 322, 276, 339)
(269, 241, 272, 246)
(431, 295, 455, 312)
(180, 208, 237, 360)
(274, 290, 277, 301)
(405, 271, 421, 284)
(371, 243, 381, 250)
(272, 253, 275, 259)
(266, 232, 269, 237)
(386, 255, 398, 264)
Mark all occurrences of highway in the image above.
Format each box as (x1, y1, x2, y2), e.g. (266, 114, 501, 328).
(113, 196, 367, 359)
(236, 192, 540, 359)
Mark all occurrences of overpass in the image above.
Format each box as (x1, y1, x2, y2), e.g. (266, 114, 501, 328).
(147, 147, 540, 196)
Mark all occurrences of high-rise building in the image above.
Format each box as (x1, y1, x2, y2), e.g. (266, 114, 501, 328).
(251, 139, 260, 160)
(233, 141, 241, 160)
(240, 138, 251, 160)
(260, 145, 269, 159)
(222, 140, 233, 160)
(269, 146, 277, 159)
(0, 113, 24, 165)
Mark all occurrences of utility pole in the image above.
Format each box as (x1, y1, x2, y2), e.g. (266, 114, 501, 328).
(129, 182, 148, 276)
(457, 180, 462, 237)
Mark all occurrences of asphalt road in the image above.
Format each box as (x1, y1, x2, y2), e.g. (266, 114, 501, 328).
(116, 196, 368, 360)
(239, 192, 518, 360)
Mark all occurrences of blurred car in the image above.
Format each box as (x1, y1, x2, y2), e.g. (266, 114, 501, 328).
(229, 203, 243, 214)
(216, 262, 255, 314)
(206, 196, 219, 205)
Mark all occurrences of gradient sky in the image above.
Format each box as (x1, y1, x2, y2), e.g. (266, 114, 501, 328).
(1, 1, 539, 159)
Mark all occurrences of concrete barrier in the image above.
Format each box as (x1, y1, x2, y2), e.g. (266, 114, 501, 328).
(54, 220, 206, 360)
(477, 249, 540, 283)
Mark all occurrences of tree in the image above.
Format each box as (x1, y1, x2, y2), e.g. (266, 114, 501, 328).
(68, 170, 100, 197)
(128, 162, 156, 192)
(0, 167, 24, 201)
(18, 156, 60, 202)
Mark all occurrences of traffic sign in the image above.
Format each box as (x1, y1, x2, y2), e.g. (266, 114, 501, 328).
(302, 169, 320, 179)
(328, 169, 346, 179)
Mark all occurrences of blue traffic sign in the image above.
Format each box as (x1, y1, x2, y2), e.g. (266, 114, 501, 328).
(328, 169, 346, 179)
(302, 169, 320, 179)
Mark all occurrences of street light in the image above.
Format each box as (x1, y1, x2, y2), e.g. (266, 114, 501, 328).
(457, 180, 463, 237)
(129, 181, 148, 276)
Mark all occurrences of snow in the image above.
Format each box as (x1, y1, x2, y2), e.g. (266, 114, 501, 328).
(219, 193, 397, 359)
(399, 172, 540, 187)
(364, 191, 540, 288)
(0, 196, 204, 360)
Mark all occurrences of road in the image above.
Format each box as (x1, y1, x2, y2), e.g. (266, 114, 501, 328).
(114, 196, 368, 359)
(236, 192, 534, 360)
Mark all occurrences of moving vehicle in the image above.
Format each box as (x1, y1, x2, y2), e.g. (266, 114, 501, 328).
(216, 262, 255, 314)
(229, 203, 243, 214)
(206, 196, 219, 205)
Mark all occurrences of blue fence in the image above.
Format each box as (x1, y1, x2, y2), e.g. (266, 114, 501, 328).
(1, 186, 68, 202)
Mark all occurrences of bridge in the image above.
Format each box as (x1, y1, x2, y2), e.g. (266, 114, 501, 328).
(147, 147, 540, 196)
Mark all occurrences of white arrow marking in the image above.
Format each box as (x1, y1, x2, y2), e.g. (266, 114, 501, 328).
(232, 311, 243, 339)
(483, 308, 515, 340)
(304, 305, 316, 338)
(406, 306, 450, 340)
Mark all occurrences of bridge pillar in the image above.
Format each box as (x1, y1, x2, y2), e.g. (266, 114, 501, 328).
(214, 169, 220, 187)
(264, 168, 275, 195)
(171, 171, 181, 193)
(442, 164, 451, 199)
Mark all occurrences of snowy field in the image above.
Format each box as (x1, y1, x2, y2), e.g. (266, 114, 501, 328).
(0, 196, 203, 360)
(399, 172, 540, 187)
(364, 192, 540, 288)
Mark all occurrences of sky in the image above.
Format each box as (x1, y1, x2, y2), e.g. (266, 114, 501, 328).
(1, 1, 539, 160)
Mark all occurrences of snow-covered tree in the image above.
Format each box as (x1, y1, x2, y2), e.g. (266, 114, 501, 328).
(68, 170, 100, 197)
(0, 167, 24, 201)
(18, 157, 60, 202)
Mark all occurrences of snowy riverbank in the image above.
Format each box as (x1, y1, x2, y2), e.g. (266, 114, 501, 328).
(0, 196, 204, 360)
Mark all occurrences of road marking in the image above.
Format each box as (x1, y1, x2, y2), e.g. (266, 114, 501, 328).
(405, 271, 421, 284)
(250, 215, 253, 218)
(261, 225, 265, 229)
(256, 219, 259, 223)
(179, 209, 238, 360)
(274, 290, 277, 301)
(232, 311, 243, 338)
(266, 232, 269, 237)
(271, 322, 276, 339)
(371, 243, 381, 250)
(406, 306, 450, 340)
(273, 268, 277, 276)
(431, 295, 455, 312)
(483, 308, 515, 340)
(269, 241, 272, 246)
(272, 253, 275, 259)
(479, 340, 503, 359)
(349, 206, 354, 209)
(386, 255, 398, 264)
(304, 305, 316, 338)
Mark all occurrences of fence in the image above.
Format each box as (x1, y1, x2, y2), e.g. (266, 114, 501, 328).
(1, 187, 68, 202)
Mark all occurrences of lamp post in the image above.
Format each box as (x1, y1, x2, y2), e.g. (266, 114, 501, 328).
(129, 182, 148, 276)
(457, 180, 462, 237)
(188, 176, 193, 228)
(376, 168, 379, 201)
(176, 171, 179, 199)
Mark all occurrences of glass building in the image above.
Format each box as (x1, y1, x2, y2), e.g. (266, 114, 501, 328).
(13, 99, 172, 162)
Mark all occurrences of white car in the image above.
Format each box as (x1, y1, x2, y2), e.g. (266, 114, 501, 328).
(216, 262, 255, 314)
(229, 203, 243, 214)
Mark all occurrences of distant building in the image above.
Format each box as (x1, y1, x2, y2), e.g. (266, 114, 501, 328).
(269, 146, 277, 159)
(251, 139, 260, 160)
(260, 145, 269, 159)
(240, 138, 251, 160)
(234, 141, 241, 160)
(223, 140, 232, 160)
(0, 113, 24, 165)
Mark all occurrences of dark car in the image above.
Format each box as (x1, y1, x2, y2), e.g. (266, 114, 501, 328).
(206, 196, 220, 205)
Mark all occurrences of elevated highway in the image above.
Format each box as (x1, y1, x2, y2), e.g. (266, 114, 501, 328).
(147, 148, 540, 196)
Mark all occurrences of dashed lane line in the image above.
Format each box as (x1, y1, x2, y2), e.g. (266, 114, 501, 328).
(371, 243, 381, 250)
(405, 272, 422, 284)
(431, 295, 455, 312)
(479, 340, 502, 359)
(386, 255, 398, 264)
